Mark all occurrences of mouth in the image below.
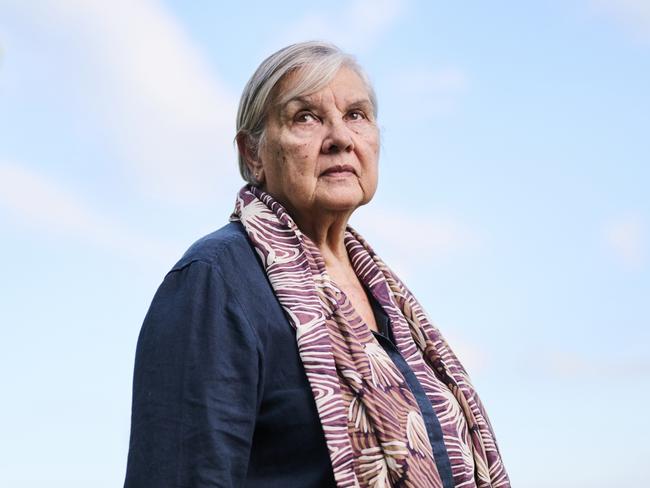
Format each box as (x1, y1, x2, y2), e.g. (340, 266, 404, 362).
(320, 164, 357, 177)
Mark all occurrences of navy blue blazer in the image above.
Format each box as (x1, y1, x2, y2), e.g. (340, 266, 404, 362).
(124, 222, 453, 488)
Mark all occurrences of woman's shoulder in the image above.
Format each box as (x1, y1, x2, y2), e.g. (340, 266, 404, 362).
(151, 221, 282, 338)
(170, 221, 255, 275)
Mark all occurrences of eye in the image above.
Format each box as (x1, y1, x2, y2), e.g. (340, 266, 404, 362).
(294, 111, 319, 124)
(346, 110, 367, 121)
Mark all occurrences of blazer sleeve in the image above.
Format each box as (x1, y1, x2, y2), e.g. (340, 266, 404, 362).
(124, 260, 262, 488)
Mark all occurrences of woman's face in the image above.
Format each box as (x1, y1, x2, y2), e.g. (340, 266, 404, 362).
(256, 67, 380, 220)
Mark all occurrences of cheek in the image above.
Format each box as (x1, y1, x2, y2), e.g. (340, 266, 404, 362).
(353, 125, 379, 150)
(274, 147, 286, 167)
(362, 135, 380, 164)
(296, 143, 311, 166)
(284, 140, 319, 177)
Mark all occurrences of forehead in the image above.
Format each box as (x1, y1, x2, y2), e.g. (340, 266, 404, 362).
(274, 66, 372, 109)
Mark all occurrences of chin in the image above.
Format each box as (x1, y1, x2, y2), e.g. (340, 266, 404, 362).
(319, 193, 371, 212)
(314, 181, 376, 212)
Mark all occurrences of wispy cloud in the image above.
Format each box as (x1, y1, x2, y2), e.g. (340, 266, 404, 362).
(275, 0, 406, 52)
(357, 207, 480, 254)
(603, 213, 647, 270)
(590, 0, 650, 43)
(546, 349, 650, 379)
(442, 329, 490, 375)
(0, 160, 176, 263)
(5, 0, 239, 204)
(352, 205, 482, 278)
(385, 66, 469, 119)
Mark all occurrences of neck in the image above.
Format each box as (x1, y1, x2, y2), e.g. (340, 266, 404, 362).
(254, 186, 356, 268)
(291, 207, 353, 267)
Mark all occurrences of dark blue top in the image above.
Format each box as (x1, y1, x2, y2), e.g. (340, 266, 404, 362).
(124, 222, 454, 488)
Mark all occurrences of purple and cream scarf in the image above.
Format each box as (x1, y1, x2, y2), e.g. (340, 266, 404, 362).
(231, 185, 510, 488)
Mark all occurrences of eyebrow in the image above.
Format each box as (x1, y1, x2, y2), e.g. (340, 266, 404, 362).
(280, 96, 374, 115)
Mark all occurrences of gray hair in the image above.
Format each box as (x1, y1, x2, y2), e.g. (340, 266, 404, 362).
(235, 41, 377, 185)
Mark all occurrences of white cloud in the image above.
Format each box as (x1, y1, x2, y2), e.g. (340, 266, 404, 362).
(6, 0, 239, 204)
(603, 213, 647, 269)
(442, 329, 490, 375)
(547, 349, 650, 379)
(356, 206, 480, 254)
(0, 161, 176, 263)
(385, 66, 469, 119)
(590, 0, 650, 42)
(351, 205, 482, 278)
(275, 0, 405, 52)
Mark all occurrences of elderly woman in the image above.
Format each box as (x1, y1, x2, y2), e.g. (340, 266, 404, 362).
(124, 42, 509, 488)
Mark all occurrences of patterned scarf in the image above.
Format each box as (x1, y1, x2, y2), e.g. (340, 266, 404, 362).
(231, 186, 510, 488)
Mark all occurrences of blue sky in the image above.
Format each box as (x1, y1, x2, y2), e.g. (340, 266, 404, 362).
(0, 1, 648, 486)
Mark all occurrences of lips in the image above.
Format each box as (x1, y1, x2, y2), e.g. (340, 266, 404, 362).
(320, 164, 357, 176)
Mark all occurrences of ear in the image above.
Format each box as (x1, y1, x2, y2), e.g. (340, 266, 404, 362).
(236, 132, 264, 184)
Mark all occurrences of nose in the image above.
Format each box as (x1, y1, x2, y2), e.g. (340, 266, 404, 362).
(321, 118, 354, 154)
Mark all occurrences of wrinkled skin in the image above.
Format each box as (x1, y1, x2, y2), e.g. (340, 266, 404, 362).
(253, 67, 380, 225)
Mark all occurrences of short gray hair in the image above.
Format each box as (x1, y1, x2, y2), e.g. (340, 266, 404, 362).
(235, 41, 377, 184)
